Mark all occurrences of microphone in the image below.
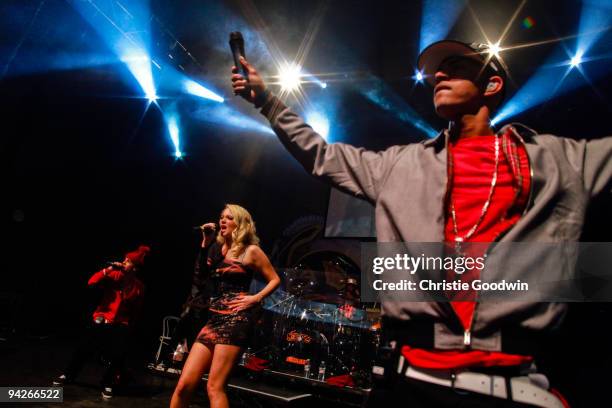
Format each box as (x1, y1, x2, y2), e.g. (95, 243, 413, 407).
(229, 31, 248, 78)
(193, 224, 217, 235)
(106, 261, 124, 269)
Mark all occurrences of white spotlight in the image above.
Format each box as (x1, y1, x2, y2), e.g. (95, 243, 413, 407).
(412, 69, 425, 84)
(278, 63, 302, 92)
(570, 52, 583, 68)
(488, 42, 502, 58)
(146, 92, 158, 102)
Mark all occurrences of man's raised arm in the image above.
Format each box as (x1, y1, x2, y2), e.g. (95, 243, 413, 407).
(231, 56, 409, 203)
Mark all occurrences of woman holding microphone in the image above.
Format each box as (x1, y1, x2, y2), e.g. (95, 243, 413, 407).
(170, 204, 280, 408)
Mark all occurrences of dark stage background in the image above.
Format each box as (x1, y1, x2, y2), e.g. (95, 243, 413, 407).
(1, 0, 611, 406)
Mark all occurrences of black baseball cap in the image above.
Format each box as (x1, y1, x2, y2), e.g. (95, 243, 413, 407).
(417, 40, 507, 87)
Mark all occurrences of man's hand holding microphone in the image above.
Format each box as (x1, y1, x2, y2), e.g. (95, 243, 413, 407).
(229, 32, 269, 107)
(231, 57, 269, 107)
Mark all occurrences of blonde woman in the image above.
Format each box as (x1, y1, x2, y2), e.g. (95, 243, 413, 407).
(170, 204, 280, 408)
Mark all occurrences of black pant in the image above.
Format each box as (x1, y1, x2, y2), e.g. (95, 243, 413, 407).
(64, 323, 131, 387)
(366, 375, 542, 408)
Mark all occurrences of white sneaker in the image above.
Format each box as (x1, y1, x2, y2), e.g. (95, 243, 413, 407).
(101, 387, 113, 399)
(52, 374, 69, 386)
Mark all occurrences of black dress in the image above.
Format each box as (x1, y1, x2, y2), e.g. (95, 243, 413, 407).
(196, 243, 260, 347)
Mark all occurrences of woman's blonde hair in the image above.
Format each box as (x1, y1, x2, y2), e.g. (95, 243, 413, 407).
(217, 203, 260, 257)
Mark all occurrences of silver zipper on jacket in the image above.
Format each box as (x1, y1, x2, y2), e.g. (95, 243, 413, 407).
(463, 330, 471, 347)
(463, 125, 534, 349)
(443, 126, 477, 348)
(442, 127, 465, 341)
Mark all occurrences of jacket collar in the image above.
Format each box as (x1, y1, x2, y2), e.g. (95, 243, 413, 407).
(422, 121, 537, 149)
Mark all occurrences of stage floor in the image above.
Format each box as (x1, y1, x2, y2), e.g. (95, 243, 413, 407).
(0, 330, 364, 407)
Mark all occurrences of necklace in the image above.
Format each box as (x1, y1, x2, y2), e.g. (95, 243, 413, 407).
(450, 135, 500, 255)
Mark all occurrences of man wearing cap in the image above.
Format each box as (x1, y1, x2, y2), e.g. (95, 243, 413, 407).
(231, 40, 611, 407)
(53, 245, 150, 399)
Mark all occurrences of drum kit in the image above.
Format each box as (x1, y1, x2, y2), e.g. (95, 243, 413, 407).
(264, 254, 381, 387)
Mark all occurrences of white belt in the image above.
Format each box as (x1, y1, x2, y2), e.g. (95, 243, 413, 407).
(397, 356, 564, 408)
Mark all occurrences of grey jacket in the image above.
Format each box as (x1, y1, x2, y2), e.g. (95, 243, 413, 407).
(261, 96, 612, 352)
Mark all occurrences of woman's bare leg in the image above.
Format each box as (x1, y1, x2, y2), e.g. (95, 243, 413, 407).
(170, 342, 213, 408)
(206, 344, 242, 408)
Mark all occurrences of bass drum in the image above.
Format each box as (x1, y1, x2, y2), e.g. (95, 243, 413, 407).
(279, 305, 331, 374)
(289, 251, 366, 378)
(269, 293, 329, 374)
(281, 326, 329, 374)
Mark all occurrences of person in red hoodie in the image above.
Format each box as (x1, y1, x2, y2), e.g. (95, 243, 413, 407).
(53, 245, 150, 400)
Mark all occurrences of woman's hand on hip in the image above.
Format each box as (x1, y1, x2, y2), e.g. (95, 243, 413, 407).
(225, 294, 261, 312)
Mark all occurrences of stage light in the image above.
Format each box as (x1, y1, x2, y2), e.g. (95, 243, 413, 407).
(70, 0, 157, 102)
(183, 79, 225, 103)
(413, 69, 425, 84)
(488, 42, 502, 58)
(492, 0, 612, 125)
(492, 46, 595, 126)
(305, 111, 330, 140)
(120, 53, 158, 102)
(278, 63, 303, 92)
(280, 69, 327, 91)
(167, 115, 183, 159)
(69, 0, 166, 106)
(570, 52, 583, 68)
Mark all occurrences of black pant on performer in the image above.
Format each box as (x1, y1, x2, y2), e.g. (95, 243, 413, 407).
(64, 323, 130, 386)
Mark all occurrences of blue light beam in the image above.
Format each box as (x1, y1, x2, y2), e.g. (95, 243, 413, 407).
(492, 0, 612, 126)
(69, 0, 157, 101)
(0, 1, 117, 78)
(419, 0, 467, 52)
(191, 104, 275, 136)
(362, 76, 437, 138)
(166, 114, 183, 158)
(183, 79, 225, 103)
(121, 54, 157, 102)
(576, 0, 612, 58)
(305, 111, 330, 140)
